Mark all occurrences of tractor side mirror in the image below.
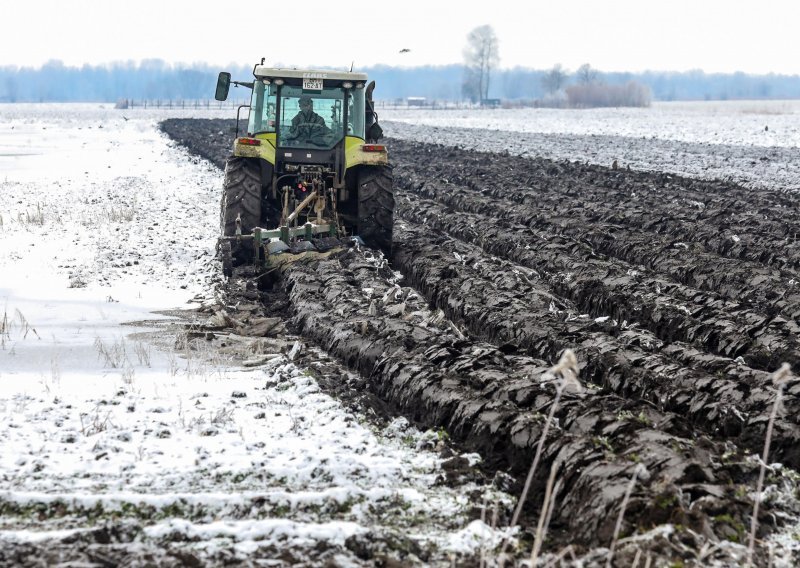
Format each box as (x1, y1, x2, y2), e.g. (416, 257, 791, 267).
(215, 72, 231, 101)
(367, 121, 383, 142)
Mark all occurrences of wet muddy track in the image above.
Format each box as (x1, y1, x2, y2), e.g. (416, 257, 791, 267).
(161, 119, 800, 560)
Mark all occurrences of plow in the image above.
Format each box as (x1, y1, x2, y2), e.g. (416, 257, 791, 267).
(218, 182, 341, 276)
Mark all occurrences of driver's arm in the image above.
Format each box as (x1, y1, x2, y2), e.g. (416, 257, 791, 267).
(313, 113, 329, 130)
(285, 114, 302, 139)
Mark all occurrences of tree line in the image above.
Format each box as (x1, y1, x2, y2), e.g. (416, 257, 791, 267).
(2, 58, 800, 104)
(459, 25, 798, 107)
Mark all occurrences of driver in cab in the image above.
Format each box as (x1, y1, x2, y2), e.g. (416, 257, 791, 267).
(287, 96, 328, 142)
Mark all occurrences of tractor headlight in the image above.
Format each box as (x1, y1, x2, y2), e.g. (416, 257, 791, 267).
(342, 81, 353, 89)
(355, 83, 365, 89)
(274, 78, 285, 85)
(261, 79, 271, 85)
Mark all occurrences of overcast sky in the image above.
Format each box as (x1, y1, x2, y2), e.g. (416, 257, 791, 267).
(2, 0, 798, 74)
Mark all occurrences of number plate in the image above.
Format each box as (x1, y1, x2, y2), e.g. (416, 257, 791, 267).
(302, 78, 323, 90)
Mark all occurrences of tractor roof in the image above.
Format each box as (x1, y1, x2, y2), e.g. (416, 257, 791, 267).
(253, 66, 368, 82)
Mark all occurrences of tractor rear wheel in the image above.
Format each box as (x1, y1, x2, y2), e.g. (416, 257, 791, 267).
(357, 165, 394, 256)
(221, 156, 262, 265)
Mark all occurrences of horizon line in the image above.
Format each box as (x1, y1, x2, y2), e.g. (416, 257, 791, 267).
(1, 60, 798, 78)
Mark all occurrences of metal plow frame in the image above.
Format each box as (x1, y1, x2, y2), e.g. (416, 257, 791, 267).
(219, 221, 339, 277)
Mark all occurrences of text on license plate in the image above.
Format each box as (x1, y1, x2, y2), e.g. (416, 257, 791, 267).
(302, 78, 323, 90)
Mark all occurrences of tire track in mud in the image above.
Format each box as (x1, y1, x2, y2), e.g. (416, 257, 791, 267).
(160, 119, 800, 559)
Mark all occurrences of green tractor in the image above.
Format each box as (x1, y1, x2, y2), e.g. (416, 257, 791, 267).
(214, 62, 394, 276)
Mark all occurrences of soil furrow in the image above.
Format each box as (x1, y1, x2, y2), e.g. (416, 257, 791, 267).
(280, 248, 784, 549)
(391, 222, 800, 467)
(390, 142, 800, 324)
(387, 139, 800, 273)
(393, 186, 800, 375)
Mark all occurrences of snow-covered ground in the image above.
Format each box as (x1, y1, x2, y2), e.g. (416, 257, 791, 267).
(383, 99, 800, 148)
(0, 104, 510, 565)
(382, 100, 800, 192)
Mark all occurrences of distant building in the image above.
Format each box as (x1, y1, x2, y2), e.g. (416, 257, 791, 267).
(481, 98, 501, 108)
(407, 97, 427, 107)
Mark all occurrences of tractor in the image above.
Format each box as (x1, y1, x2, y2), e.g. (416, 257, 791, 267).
(214, 61, 394, 276)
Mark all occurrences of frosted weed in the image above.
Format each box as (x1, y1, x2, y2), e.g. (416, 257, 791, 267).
(94, 337, 129, 368)
(133, 341, 151, 367)
(121, 365, 136, 387)
(18, 202, 44, 226)
(747, 362, 793, 566)
(80, 406, 113, 436)
(500, 348, 581, 564)
(168, 351, 180, 377)
(15, 309, 40, 340)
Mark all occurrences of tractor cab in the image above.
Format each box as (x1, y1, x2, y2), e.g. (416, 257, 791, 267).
(246, 70, 367, 151)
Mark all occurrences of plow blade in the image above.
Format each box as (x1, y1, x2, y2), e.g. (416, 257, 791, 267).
(219, 221, 344, 278)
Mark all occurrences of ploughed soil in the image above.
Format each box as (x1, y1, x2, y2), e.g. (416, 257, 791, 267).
(160, 119, 800, 565)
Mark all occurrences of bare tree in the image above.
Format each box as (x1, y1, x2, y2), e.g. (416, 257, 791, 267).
(463, 25, 500, 102)
(576, 63, 598, 85)
(541, 64, 569, 95)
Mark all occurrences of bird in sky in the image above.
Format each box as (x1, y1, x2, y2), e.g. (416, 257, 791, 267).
(399, 48, 411, 53)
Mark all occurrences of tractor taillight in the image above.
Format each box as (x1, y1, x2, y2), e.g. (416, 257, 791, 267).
(238, 137, 261, 146)
(362, 144, 386, 152)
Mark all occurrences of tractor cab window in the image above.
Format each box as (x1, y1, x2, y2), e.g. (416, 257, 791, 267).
(348, 88, 365, 139)
(277, 85, 346, 149)
(248, 81, 277, 135)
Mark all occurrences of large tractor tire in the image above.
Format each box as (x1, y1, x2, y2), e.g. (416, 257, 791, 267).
(221, 156, 262, 266)
(357, 165, 394, 256)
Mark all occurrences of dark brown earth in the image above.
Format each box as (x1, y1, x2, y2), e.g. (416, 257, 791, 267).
(159, 118, 800, 565)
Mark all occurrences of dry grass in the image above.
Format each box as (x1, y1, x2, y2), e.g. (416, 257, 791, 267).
(15, 309, 40, 340)
(19, 202, 44, 225)
(94, 337, 129, 368)
(80, 405, 113, 436)
(1, 308, 40, 348)
(0, 309, 8, 349)
(133, 341, 151, 367)
(747, 362, 793, 566)
(500, 349, 581, 564)
(530, 461, 561, 564)
(606, 463, 649, 567)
